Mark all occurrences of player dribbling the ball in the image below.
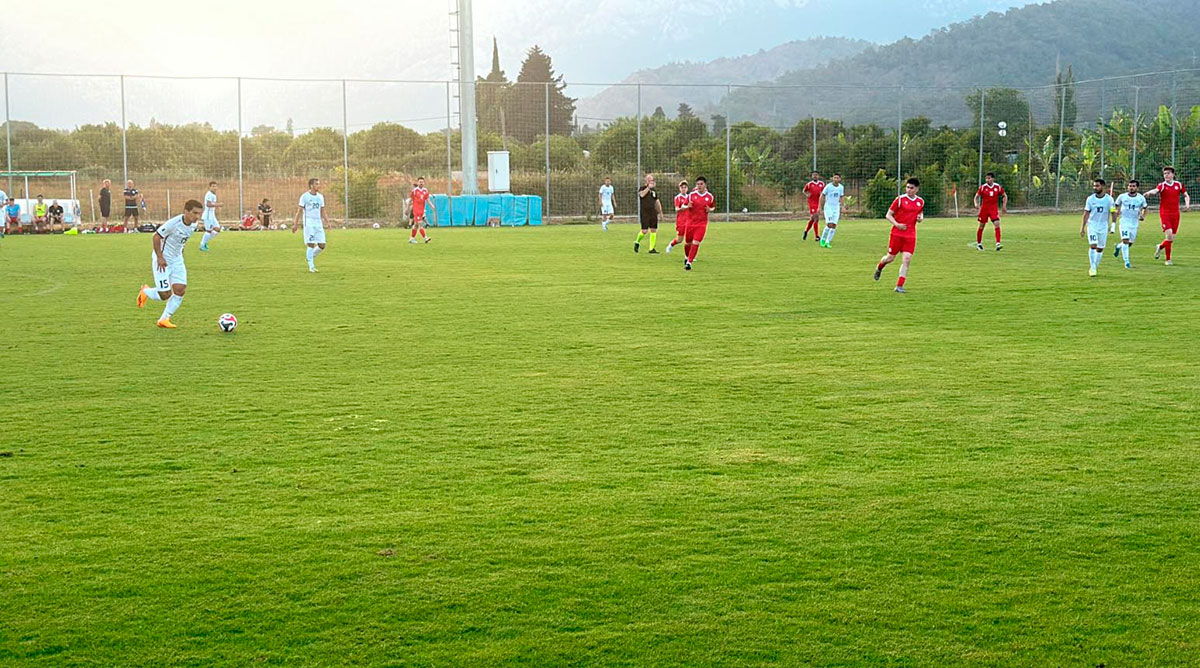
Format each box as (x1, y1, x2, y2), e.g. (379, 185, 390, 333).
(136, 199, 205, 328)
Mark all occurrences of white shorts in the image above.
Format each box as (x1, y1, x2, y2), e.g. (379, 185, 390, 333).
(1119, 222, 1139, 243)
(600, 203, 614, 216)
(824, 208, 841, 225)
(204, 220, 221, 232)
(151, 252, 187, 289)
(1087, 224, 1109, 248)
(304, 223, 326, 245)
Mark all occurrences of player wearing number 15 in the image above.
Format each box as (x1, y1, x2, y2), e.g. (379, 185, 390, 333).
(874, 178, 924, 293)
(135, 199, 205, 329)
(1081, 179, 1115, 277)
(294, 178, 327, 273)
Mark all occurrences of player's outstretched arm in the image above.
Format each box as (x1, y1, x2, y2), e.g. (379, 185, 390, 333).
(1185, 191, 1191, 211)
(292, 207, 302, 233)
(1002, 191, 1009, 214)
(321, 204, 329, 228)
(1080, 210, 1089, 238)
(818, 193, 827, 212)
(152, 232, 167, 270)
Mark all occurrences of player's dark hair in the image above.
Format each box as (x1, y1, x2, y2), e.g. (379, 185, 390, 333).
(184, 199, 203, 212)
(1129, 179, 1139, 187)
(208, 181, 217, 187)
(906, 177, 920, 188)
(418, 176, 426, 180)
(1163, 166, 1176, 173)
(308, 178, 319, 187)
(986, 172, 995, 178)
(678, 180, 688, 188)
(695, 176, 707, 185)
(1094, 178, 1106, 186)
(832, 173, 841, 177)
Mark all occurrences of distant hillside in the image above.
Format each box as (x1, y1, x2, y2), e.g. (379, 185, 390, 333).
(573, 37, 872, 126)
(717, 0, 1200, 128)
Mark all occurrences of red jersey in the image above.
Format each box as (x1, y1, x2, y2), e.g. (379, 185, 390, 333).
(689, 190, 715, 225)
(1154, 181, 1187, 214)
(889, 195, 925, 237)
(674, 192, 691, 225)
(804, 180, 826, 205)
(977, 183, 1005, 212)
(410, 187, 430, 218)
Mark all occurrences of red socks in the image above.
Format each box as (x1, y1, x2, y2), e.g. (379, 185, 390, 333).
(877, 261, 886, 271)
(410, 227, 417, 238)
(686, 244, 699, 262)
(419, 228, 427, 239)
(897, 276, 907, 288)
(995, 226, 1001, 243)
(1164, 240, 1173, 260)
(976, 226, 984, 244)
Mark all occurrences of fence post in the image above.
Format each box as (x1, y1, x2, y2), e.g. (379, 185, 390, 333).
(977, 89, 986, 186)
(237, 77, 244, 225)
(636, 83, 642, 228)
(811, 110, 817, 173)
(1170, 74, 1178, 166)
(1131, 86, 1140, 181)
(725, 85, 731, 222)
(4, 72, 11, 196)
(120, 74, 128, 188)
(544, 81, 550, 222)
(445, 81, 453, 198)
(1054, 80, 1066, 211)
(896, 86, 903, 195)
(1099, 83, 1106, 180)
(342, 79, 349, 223)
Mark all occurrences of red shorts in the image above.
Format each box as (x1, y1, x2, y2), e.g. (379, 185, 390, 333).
(676, 217, 688, 236)
(887, 230, 916, 255)
(1161, 211, 1180, 233)
(686, 222, 708, 243)
(414, 214, 427, 224)
(978, 210, 1000, 223)
(808, 202, 820, 215)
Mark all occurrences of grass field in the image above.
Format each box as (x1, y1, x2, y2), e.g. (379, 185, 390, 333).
(2, 216, 1199, 667)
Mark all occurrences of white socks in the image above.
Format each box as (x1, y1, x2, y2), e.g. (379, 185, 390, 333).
(200, 231, 214, 247)
(143, 286, 164, 301)
(823, 227, 837, 243)
(1089, 249, 1102, 270)
(1121, 243, 1131, 264)
(162, 294, 182, 320)
(306, 246, 316, 269)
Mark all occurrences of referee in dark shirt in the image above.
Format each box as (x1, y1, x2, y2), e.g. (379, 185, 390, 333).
(634, 173, 663, 254)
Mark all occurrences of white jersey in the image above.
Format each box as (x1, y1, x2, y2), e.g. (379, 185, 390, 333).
(1115, 193, 1147, 225)
(1085, 194, 1114, 228)
(156, 214, 198, 262)
(299, 191, 325, 227)
(599, 184, 614, 207)
(822, 183, 845, 211)
(203, 191, 218, 224)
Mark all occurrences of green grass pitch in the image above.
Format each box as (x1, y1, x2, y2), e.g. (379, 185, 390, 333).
(2, 216, 1198, 666)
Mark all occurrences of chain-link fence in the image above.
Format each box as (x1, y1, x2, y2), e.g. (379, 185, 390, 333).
(3, 69, 1199, 227)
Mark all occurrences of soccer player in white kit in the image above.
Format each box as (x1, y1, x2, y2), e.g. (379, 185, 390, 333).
(818, 173, 845, 248)
(1113, 180, 1147, 269)
(136, 199, 204, 328)
(1081, 178, 1115, 277)
(598, 177, 615, 231)
(293, 178, 327, 273)
(199, 181, 222, 251)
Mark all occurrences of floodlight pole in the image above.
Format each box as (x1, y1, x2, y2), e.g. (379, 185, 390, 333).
(1099, 83, 1106, 180)
(636, 83, 642, 228)
(725, 85, 731, 222)
(1131, 87, 1140, 181)
(1054, 82, 1066, 211)
(457, 0, 478, 195)
(896, 87, 903, 195)
(445, 81, 453, 196)
(4, 72, 11, 196)
(545, 81, 550, 221)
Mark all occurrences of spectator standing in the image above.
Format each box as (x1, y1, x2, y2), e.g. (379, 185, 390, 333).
(99, 179, 112, 230)
(123, 180, 143, 228)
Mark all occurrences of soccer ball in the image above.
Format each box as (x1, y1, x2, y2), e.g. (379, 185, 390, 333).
(372, 223, 380, 229)
(742, 207, 749, 213)
(218, 313, 237, 333)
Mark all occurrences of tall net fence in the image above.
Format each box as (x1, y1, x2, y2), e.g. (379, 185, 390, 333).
(3, 69, 1199, 227)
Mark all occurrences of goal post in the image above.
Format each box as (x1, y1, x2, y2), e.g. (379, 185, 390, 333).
(0, 170, 81, 223)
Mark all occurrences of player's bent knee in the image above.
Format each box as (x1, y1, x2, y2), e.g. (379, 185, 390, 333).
(171, 284, 186, 296)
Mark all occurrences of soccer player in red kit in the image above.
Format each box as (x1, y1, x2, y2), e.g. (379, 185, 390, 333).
(802, 171, 825, 242)
(874, 177, 925, 293)
(684, 176, 715, 270)
(974, 172, 1007, 251)
(1145, 166, 1190, 265)
(409, 177, 432, 244)
(666, 179, 691, 254)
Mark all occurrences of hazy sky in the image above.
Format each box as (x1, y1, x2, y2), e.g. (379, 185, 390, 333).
(0, 0, 1040, 132)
